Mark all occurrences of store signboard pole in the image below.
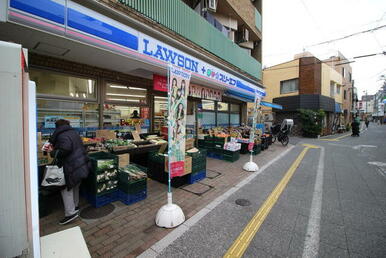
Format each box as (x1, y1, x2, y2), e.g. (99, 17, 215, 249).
(156, 64, 190, 228)
(243, 91, 260, 172)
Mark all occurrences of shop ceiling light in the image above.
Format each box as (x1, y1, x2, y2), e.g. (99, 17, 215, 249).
(106, 93, 145, 98)
(155, 96, 168, 100)
(109, 85, 128, 89)
(88, 80, 93, 94)
(128, 87, 146, 91)
(108, 98, 140, 102)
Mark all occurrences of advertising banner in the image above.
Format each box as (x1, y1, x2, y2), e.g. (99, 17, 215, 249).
(168, 65, 191, 178)
(44, 115, 81, 128)
(44, 116, 62, 128)
(189, 84, 222, 101)
(249, 92, 261, 149)
(153, 74, 168, 92)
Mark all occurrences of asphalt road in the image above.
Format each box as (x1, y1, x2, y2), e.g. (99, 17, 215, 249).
(157, 124, 386, 258)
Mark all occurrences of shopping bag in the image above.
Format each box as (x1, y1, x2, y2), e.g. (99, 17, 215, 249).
(41, 165, 66, 187)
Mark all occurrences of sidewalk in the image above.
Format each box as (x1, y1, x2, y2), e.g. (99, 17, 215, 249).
(39, 143, 290, 257)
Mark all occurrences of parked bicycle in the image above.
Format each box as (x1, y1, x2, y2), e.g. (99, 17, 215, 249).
(270, 119, 294, 146)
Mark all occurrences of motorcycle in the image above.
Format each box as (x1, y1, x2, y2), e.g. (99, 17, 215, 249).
(270, 119, 294, 146)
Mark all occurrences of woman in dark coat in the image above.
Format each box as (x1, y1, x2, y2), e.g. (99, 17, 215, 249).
(48, 119, 90, 225)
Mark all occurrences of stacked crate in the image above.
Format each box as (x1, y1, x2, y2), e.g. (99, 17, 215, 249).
(84, 152, 119, 207)
(147, 152, 188, 187)
(223, 149, 240, 162)
(187, 149, 207, 184)
(117, 164, 147, 205)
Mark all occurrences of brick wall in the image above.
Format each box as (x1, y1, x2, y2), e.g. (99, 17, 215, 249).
(299, 57, 321, 95)
(226, 0, 261, 36)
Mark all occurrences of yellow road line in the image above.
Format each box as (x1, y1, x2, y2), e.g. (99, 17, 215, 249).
(319, 133, 351, 141)
(224, 144, 319, 258)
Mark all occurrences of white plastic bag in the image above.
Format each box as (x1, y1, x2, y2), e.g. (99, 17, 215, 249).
(41, 165, 66, 187)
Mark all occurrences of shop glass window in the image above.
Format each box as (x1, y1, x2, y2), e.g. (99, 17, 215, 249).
(330, 81, 335, 97)
(230, 104, 240, 112)
(217, 102, 229, 111)
(217, 112, 229, 126)
(230, 114, 240, 126)
(201, 112, 216, 129)
(106, 83, 147, 104)
(154, 96, 168, 132)
(103, 105, 141, 128)
(280, 78, 298, 94)
(37, 99, 98, 130)
(202, 100, 215, 110)
(30, 69, 96, 99)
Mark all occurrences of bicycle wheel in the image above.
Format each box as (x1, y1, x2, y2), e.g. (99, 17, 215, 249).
(281, 135, 289, 146)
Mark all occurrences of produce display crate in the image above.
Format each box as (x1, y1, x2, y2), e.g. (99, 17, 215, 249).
(240, 143, 249, 154)
(213, 143, 224, 150)
(86, 152, 119, 196)
(118, 164, 147, 184)
(223, 150, 240, 162)
(253, 144, 262, 155)
(147, 155, 188, 187)
(261, 138, 269, 151)
(186, 149, 207, 160)
(83, 190, 119, 208)
(197, 139, 206, 148)
(118, 189, 147, 205)
(192, 162, 206, 173)
(207, 151, 223, 160)
(203, 141, 214, 149)
(118, 178, 147, 194)
(213, 136, 228, 145)
(187, 170, 206, 184)
(88, 152, 118, 173)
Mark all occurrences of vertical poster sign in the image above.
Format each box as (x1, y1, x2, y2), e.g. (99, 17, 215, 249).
(153, 74, 168, 92)
(168, 65, 191, 178)
(248, 92, 261, 151)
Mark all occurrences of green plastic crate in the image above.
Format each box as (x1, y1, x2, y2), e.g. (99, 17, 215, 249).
(118, 164, 147, 184)
(192, 163, 206, 173)
(118, 178, 147, 194)
(223, 150, 240, 162)
(88, 152, 118, 174)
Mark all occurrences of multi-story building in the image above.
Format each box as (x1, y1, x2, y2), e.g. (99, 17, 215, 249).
(0, 0, 264, 257)
(324, 52, 354, 123)
(0, 0, 264, 135)
(263, 52, 347, 136)
(373, 89, 385, 121)
(358, 95, 375, 118)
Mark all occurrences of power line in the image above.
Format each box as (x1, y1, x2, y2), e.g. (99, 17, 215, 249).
(264, 52, 385, 71)
(305, 24, 386, 48)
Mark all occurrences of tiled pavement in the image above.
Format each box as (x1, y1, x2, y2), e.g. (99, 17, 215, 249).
(39, 143, 288, 257)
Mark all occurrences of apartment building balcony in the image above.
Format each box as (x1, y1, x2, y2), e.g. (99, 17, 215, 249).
(117, 0, 262, 81)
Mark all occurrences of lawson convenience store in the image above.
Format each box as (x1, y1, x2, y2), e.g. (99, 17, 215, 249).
(1, 0, 265, 138)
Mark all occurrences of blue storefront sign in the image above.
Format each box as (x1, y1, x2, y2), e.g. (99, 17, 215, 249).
(8, 0, 265, 99)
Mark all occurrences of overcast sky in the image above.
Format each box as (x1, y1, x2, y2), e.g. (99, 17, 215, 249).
(263, 0, 386, 98)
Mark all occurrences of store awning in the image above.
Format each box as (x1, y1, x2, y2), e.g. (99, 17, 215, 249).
(225, 90, 255, 102)
(261, 101, 283, 110)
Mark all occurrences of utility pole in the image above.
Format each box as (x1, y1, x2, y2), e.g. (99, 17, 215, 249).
(363, 90, 368, 117)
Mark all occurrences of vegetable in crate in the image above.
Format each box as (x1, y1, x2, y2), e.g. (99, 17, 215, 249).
(97, 159, 115, 170)
(119, 165, 147, 182)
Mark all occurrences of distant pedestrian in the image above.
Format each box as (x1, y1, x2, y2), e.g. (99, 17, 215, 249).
(351, 118, 360, 136)
(365, 118, 370, 129)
